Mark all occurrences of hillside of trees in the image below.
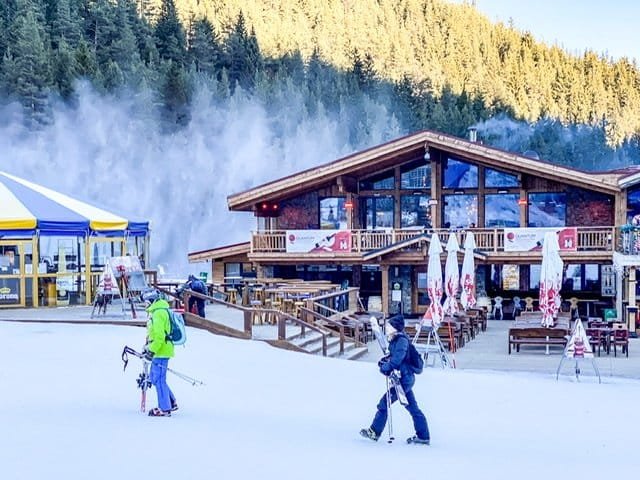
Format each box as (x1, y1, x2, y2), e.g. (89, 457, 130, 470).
(1, 0, 640, 170)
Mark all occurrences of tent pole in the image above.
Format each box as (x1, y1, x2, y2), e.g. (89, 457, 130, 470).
(33, 234, 39, 308)
(85, 237, 91, 305)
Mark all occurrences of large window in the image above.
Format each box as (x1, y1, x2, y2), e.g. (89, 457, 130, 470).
(443, 194, 477, 228)
(485, 168, 519, 188)
(528, 193, 566, 227)
(485, 194, 520, 227)
(443, 158, 478, 188)
(628, 186, 640, 222)
(401, 195, 431, 228)
(359, 171, 394, 190)
(530, 264, 541, 290)
(401, 162, 431, 189)
(319, 197, 347, 229)
(362, 196, 394, 229)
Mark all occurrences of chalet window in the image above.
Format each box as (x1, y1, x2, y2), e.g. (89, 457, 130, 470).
(529, 264, 541, 290)
(362, 196, 394, 229)
(627, 186, 640, 222)
(443, 194, 477, 228)
(502, 265, 520, 290)
(319, 197, 346, 229)
(485, 194, 520, 227)
(359, 171, 394, 190)
(401, 195, 431, 228)
(485, 168, 519, 188)
(528, 193, 566, 227)
(443, 158, 478, 189)
(401, 162, 431, 189)
(416, 271, 429, 306)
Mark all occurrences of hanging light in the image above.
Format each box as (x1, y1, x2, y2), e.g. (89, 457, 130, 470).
(423, 144, 431, 160)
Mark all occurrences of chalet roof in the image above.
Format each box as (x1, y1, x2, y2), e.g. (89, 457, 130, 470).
(188, 242, 250, 263)
(227, 129, 626, 211)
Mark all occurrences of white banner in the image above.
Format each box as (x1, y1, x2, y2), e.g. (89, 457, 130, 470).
(285, 230, 352, 253)
(504, 227, 577, 252)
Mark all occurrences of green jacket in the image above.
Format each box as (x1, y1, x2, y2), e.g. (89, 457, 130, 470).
(146, 299, 175, 359)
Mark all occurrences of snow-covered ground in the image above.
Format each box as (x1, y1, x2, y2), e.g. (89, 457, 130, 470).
(1, 321, 637, 479)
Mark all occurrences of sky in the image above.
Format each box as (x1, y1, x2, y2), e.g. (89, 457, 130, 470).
(1, 320, 638, 480)
(459, 0, 640, 62)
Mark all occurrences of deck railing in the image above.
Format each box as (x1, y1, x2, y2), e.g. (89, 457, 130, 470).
(251, 227, 616, 254)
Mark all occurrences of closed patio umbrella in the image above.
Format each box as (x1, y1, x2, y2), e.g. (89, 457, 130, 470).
(426, 234, 444, 328)
(460, 232, 477, 310)
(539, 231, 564, 327)
(443, 233, 460, 315)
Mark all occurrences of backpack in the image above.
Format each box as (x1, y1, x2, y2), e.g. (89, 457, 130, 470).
(164, 309, 187, 346)
(406, 341, 424, 375)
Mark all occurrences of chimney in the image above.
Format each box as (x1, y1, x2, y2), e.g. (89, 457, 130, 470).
(467, 126, 478, 143)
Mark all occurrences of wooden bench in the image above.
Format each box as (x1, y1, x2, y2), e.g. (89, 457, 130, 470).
(508, 327, 569, 354)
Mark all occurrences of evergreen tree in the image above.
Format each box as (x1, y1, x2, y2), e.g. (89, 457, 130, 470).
(225, 12, 262, 92)
(154, 0, 186, 64)
(3, 1, 51, 125)
(160, 61, 190, 128)
(52, 39, 78, 100)
(188, 17, 221, 75)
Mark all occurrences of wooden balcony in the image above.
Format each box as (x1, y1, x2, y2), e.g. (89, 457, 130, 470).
(250, 227, 616, 261)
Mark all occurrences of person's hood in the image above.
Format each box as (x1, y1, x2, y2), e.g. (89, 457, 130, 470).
(146, 298, 170, 313)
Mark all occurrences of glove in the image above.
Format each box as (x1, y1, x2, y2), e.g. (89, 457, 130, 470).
(379, 362, 392, 376)
(377, 355, 390, 368)
(142, 348, 154, 361)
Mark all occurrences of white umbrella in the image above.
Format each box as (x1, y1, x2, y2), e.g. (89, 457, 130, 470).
(443, 233, 460, 315)
(539, 231, 563, 327)
(460, 232, 477, 310)
(425, 234, 444, 328)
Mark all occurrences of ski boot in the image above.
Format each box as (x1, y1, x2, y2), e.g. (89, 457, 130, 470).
(407, 435, 430, 445)
(359, 428, 380, 442)
(148, 407, 171, 417)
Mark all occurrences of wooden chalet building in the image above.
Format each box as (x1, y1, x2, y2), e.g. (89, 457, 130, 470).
(189, 129, 640, 333)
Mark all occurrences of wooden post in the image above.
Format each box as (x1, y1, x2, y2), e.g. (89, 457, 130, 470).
(628, 267, 636, 332)
(381, 264, 389, 316)
(33, 235, 39, 308)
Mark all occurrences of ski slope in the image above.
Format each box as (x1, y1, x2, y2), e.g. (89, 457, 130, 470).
(1, 321, 637, 479)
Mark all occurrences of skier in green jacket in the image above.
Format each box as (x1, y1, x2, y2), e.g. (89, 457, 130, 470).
(143, 290, 177, 417)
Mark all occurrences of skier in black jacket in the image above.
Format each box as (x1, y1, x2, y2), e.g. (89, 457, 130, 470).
(360, 314, 431, 444)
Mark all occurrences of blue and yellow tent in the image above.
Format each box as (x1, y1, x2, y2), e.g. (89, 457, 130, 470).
(0, 171, 148, 237)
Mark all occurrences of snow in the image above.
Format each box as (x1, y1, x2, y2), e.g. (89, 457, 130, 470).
(1, 321, 637, 479)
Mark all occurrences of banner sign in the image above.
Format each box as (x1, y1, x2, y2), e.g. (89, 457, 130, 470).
(0, 280, 20, 305)
(504, 227, 577, 252)
(286, 230, 352, 253)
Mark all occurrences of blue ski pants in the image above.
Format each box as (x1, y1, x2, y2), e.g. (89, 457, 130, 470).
(371, 378, 430, 440)
(150, 358, 175, 412)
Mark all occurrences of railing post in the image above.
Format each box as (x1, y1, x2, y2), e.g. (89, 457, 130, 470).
(493, 229, 498, 252)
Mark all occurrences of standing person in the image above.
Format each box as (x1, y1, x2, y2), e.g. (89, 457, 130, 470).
(360, 314, 431, 444)
(143, 290, 178, 417)
(184, 274, 207, 318)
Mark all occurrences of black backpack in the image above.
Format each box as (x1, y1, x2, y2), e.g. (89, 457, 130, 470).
(406, 340, 424, 374)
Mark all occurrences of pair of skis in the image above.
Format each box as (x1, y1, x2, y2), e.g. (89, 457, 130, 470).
(121, 346, 152, 412)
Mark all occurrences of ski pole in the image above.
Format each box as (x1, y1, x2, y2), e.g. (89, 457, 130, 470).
(164, 365, 205, 386)
(385, 376, 394, 443)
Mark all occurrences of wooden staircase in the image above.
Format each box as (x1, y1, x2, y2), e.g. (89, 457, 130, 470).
(286, 329, 369, 360)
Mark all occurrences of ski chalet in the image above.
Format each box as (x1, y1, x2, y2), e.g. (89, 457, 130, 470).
(189, 129, 640, 335)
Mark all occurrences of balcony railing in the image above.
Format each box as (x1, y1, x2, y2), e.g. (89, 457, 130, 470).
(251, 227, 616, 254)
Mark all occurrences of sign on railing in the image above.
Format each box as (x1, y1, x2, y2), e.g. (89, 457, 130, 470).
(504, 227, 577, 252)
(285, 230, 352, 253)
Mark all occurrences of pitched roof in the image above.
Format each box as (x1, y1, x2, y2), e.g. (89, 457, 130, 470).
(227, 129, 625, 211)
(188, 242, 250, 263)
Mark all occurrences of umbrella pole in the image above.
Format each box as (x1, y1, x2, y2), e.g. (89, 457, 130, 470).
(446, 321, 457, 367)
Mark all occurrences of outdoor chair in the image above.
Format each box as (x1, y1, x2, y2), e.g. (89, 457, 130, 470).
(492, 296, 503, 320)
(611, 324, 629, 357)
(512, 296, 523, 318)
(586, 328, 606, 356)
(568, 297, 579, 319)
(524, 297, 534, 312)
